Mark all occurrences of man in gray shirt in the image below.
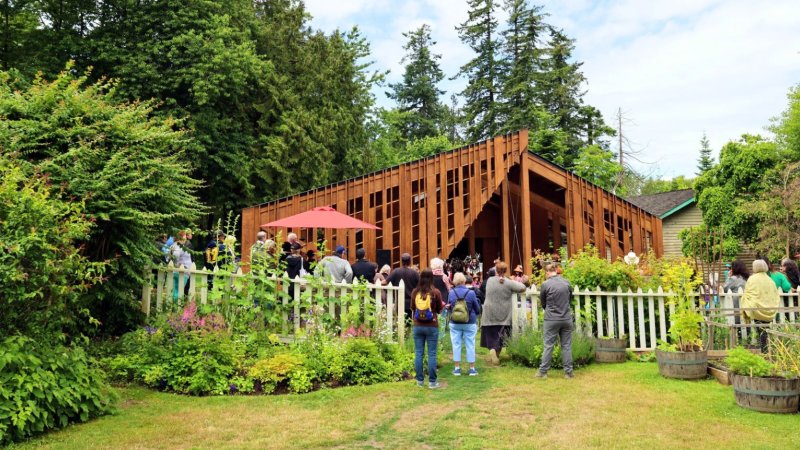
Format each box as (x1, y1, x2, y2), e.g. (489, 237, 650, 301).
(536, 263, 574, 379)
(315, 245, 354, 283)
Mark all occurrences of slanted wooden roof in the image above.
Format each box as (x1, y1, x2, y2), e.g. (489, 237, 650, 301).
(627, 189, 695, 219)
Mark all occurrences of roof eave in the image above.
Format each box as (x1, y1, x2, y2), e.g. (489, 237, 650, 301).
(660, 197, 695, 219)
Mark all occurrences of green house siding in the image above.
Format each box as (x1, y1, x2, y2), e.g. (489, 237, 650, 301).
(663, 204, 703, 257)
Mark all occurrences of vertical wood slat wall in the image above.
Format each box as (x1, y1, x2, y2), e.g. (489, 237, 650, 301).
(242, 132, 528, 269)
(241, 130, 662, 272)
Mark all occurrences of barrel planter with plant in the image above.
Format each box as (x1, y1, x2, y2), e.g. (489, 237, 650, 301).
(655, 261, 707, 380)
(595, 336, 627, 363)
(726, 347, 800, 413)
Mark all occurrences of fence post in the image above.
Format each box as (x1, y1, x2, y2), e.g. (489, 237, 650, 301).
(628, 289, 638, 349)
(595, 286, 604, 338)
(511, 293, 519, 336)
(616, 287, 625, 340)
(638, 289, 648, 349)
(531, 285, 539, 331)
(166, 262, 175, 307)
(188, 263, 197, 301)
(293, 276, 302, 334)
(572, 286, 581, 332)
(156, 267, 165, 312)
(141, 266, 153, 317)
(397, 280, 405, 345)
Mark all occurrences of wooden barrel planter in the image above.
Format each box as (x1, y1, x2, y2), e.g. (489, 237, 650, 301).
(655, 349, 708, 380)
(594, 338, 627, 363)
(730, 374, 800, 413)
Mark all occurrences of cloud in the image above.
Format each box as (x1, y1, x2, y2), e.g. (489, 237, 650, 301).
(305, 0, 800, 178)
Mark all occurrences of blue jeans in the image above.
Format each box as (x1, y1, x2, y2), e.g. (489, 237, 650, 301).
(414, 326, 439, 383)
(450, 323, 478, 363)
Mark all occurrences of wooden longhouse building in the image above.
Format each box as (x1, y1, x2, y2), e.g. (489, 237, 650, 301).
(241, 130, 663, 274)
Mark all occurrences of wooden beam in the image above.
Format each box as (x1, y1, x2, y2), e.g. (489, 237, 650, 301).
(520, 153, 532, 274)
(502, 178, 511, 264)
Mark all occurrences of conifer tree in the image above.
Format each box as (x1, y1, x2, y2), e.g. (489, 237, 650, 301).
(498, 0, 548, 134)
(696, 132, 714, 175)
(387, 24, 446, 142)
(456, 0, 500, 142)
(536, 27, 587, 165)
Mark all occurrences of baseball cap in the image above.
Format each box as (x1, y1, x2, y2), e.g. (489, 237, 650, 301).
(335, 245, 346, 254)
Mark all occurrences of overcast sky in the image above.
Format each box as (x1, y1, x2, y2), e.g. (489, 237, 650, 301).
(304, 0, 800, 178)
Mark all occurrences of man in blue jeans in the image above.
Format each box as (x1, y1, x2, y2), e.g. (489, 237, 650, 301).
(536, 263, 574, 379)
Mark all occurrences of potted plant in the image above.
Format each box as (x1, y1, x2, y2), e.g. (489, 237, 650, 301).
(725, 347, 799, 413)
(655, 261, 707, 379)
(594, 319, 628, 364)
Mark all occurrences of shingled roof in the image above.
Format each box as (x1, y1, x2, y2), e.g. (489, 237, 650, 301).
(626, 189, 695, 219)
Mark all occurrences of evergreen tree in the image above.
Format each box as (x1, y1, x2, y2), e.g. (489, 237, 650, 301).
(456, 0, 500, 142)
(696, 132, 714, 175)
(387, 24, 446, 141)
(536, 27, 586, 165)
(577, 105, 615, 149)
(497, 0, 548, 134)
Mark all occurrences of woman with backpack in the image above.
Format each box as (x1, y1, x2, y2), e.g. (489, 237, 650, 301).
(411, 268, 444, 389)
(446, 272, 482, 376)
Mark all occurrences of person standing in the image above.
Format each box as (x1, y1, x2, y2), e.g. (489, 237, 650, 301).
(351, 248, 378, 283)
(536, 263, 575, 379)
(511, 265, 529, 286)
(765, 256, 792, 293)
(780, 258, 800, 291)
(250, 231, 269, 271)
(447, 272, 482, 376)
(723, 260, 750, 339)
(205, 231, 224, 270)
(171, 230, 193, 302)
(303, 249, 316, 274)
(741, 259, 780, 353)
(315, 245, 353, 283)
(411, 269, 444, 389)
(386, 253, 420, 321)
(430, 257, 452, 305)
(480, 262, 526, 365)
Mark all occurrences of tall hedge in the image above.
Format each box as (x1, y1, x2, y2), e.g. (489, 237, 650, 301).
(0, 68, 203, 335)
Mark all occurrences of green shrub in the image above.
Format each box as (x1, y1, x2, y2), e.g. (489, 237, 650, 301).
(103, 329, 245, 396)
(0, 336, 116, 445)
(249, 351, 307, 394)
(337, 338, 404, 385)
(506, 328, 595, 369)
(0, 156, 105, 340)
(562, 245, 642, 291)
(0, 68, 203, 336)
(725, 347, 776, 378)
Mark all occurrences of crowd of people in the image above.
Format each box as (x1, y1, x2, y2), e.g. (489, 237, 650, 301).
(154, 229, 576, 387)
(724, 257, 799, 353)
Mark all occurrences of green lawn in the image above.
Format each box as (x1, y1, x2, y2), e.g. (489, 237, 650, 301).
(13, 355, 799, 449)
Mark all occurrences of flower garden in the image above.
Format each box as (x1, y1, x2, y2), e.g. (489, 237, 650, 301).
(3, 240, 799, 448)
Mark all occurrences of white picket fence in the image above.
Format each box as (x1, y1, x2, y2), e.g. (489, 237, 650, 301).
(141, 263, 406, 343)
(142, 265, 800, 351)
(510, 286, 800, 351)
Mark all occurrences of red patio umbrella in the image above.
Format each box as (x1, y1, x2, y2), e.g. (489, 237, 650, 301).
(261, 206, 380, 230)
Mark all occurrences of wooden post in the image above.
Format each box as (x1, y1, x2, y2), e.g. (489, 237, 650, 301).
(520, 154, 532, 274)
(156, 268, 165, 313)
(293, 277, 302, 334)
(501, 179, 511, 264)
(398, 280, 405, 345)
(141, 267, 153, 317)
